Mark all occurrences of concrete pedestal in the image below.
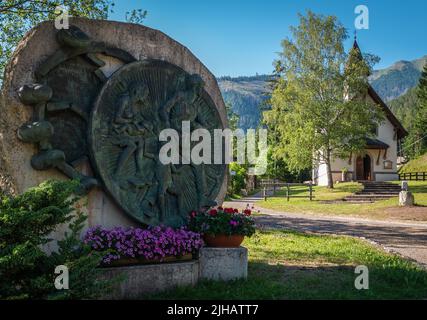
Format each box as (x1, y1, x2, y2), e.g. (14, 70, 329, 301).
(99, 247, 249, 299)
(100, 260, 199, 299)
(198, 247, 248, 281)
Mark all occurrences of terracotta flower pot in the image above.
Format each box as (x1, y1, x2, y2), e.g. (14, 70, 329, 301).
(203, 234, 244, 248)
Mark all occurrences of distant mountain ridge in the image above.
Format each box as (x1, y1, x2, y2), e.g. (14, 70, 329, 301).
(370, 55, 427, 101)
(218, 55, 427, 129)
(218, 75, 272, 130)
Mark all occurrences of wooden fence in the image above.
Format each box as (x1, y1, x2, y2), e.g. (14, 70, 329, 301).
(398, 172, 427, 181)
(259, 179, 314, 201)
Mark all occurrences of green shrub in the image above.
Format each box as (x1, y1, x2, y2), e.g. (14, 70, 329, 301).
(0, 180, 112, 299)
(228, 162, 247, 196)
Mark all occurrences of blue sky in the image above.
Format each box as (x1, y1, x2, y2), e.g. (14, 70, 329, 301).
(110, 0, 427, 77)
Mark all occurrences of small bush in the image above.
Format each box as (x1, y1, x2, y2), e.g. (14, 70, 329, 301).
(228, 162, 247, 196)
(0, 180, 112, 299)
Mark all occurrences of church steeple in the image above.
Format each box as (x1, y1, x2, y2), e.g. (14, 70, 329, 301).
(351, 31, 364, 61)
(346, 31, 370, 76)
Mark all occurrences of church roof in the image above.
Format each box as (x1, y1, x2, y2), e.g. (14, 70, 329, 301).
(365, 137, 389, 149)
(367, 85, 408, 139)
(352, 38, 408, 139)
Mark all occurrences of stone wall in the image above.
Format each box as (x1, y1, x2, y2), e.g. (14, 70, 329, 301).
(101, 247, 248, 299)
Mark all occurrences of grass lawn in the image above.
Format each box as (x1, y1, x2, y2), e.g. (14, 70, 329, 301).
(256, 181, 427, 221)
(399, 153, 427, 173)
(224, 193, 242, 201)
(147, 229, 427, 299)
(225, 188, 261, 201)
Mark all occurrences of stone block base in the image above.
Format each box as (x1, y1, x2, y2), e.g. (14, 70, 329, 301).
(100, 247, 249, 299)
(198, 247, 248, 281)
(101, 260, 199, 299)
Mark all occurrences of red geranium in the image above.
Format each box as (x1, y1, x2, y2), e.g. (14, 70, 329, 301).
(190, 211, 197, 218)
(243, 209, 251, 216)
(188, 207, 256, 237)
(224, 208, 234, 214)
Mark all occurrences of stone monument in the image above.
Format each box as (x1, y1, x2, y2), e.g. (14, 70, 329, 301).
(0, 19, 251, 297)
(0, 18, 228, 230)
(399, 181, 414, 206)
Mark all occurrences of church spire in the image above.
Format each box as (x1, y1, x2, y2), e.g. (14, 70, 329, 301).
(345, 31, 370, 77)
(352, 30, 363, 59)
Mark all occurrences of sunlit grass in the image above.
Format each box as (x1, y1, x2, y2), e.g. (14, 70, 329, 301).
(147, 229, 427, 299)
(256, 181, 427, 220)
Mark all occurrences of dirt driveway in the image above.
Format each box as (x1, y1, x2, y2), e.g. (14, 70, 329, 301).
(224, 195, 427, 268)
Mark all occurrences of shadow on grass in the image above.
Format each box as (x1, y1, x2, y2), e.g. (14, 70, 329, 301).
(270, 187, 308, 197)
(270, 183, 361, 198)
(145, 259, 427, 300)
(409, 185, 427, 194)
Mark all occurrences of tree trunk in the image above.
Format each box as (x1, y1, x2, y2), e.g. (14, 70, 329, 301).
(325, 150, 334, 189)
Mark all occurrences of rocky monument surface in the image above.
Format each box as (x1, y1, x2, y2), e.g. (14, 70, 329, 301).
(0, 18, 228, 230)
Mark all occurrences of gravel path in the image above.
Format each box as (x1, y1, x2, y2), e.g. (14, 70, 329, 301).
(223, 193, 427, 268)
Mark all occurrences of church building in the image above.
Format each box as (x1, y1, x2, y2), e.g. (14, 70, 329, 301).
(313, 40, 408, 186)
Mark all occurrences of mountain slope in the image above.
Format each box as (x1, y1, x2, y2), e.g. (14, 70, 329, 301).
(218, 55, 426, 130)
(388, 87, 418, 130)
(218, 75, 271, 130)
(370, 56, 427, 101)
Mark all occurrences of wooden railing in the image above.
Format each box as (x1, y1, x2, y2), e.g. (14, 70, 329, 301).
(260, 179, 314, 201)
(398, 172, 427, 181)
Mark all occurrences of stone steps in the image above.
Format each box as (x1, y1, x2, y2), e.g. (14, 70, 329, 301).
(363, 189, 401, 191)
(355, 193, 400, 196)
(362, 185, 401, 188)
(344, 197, 394, 202)
(343, 181, 401, 203)
(362, 186, 400, 189)
(352, 194, 398, 198)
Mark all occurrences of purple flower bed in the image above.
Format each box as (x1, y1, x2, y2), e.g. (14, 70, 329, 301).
(84, 225, 204, 265)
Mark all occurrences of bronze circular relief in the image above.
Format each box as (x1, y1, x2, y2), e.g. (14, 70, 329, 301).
(90, 60, 226, 227)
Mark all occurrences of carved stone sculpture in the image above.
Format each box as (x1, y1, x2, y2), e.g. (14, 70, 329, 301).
(90, 60, 225, 226)
(16, 24, 226, 227)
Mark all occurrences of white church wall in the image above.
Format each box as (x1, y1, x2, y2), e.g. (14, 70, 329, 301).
(314, 120, 399, 186)
(313, 92, 401, 186)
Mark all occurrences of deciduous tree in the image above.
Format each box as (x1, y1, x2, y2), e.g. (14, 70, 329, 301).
(264, 11, 383, 188)
(0, 1, 146, 84)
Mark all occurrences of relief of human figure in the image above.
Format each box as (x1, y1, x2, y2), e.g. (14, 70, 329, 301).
(112, 83, 156, 188)
(155, 161, 186, 223)
(160, 73, 218, 210)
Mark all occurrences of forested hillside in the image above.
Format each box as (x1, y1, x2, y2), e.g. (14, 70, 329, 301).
(218, 75, 272, 130)
(389, 87, 418, 130)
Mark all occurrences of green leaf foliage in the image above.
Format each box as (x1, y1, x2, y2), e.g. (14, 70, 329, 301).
(263, 11, 384, 187)
(0, 180, 112, 299)
(0, 1, 115, 84)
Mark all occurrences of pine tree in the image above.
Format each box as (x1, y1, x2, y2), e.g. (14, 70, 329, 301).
(404, 64, 427, 158)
